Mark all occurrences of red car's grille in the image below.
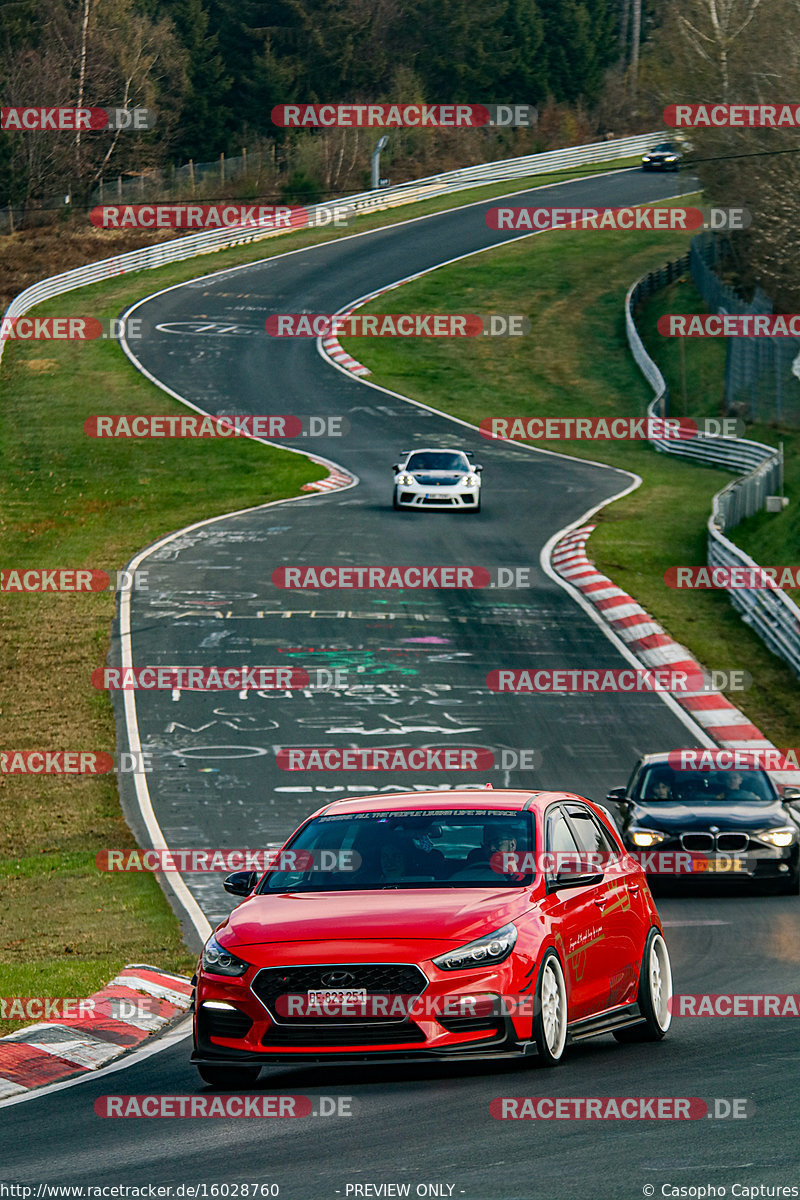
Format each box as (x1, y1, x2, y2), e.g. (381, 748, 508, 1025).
(260, 1022, 426, 1046)
(251, 963, 428, 1024)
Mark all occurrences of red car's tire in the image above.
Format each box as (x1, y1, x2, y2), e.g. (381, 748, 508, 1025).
(613, 927, 672, 1043)
(532, 949, 568, 1066)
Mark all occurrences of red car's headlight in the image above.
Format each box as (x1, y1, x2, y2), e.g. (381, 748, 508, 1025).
(201, 934, 251, 977)
(432, 922, 518, 971)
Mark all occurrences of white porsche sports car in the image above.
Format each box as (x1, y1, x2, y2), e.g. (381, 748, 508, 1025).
(392, 448, 482, 512)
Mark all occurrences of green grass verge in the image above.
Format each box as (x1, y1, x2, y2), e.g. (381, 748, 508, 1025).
(338, 203, 799, 748)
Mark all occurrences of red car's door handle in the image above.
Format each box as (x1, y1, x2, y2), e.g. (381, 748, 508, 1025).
(627, 882, 641, 896)
(593, 897, 607, 910)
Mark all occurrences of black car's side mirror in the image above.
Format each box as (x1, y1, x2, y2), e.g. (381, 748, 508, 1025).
(606, 786, 627, 802)
(223, 870, 258, 897)
(547, 870, 604, 893)
(782, 786, 800, 802)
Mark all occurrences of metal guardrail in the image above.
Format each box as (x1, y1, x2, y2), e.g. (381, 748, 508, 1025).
(626, 252, 800, 682)
(1, 131, 665, 365)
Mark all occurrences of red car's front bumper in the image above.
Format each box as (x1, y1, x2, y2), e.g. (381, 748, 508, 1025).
(192, 951, 539, 1065)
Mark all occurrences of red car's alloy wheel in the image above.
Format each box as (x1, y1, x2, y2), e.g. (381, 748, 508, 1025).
(532, 950, 567, 1066)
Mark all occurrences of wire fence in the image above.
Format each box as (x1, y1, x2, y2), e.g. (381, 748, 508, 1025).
(626, 255, 800, 684)
(690, 232, 800, 428)
(0, 129, 665, 236)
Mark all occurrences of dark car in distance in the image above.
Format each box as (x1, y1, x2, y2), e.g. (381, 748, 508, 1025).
(641, 142, 682, 172)
(606, 753, 800, 893)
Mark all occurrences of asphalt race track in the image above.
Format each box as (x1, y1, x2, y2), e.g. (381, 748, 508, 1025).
(2, 168, 798, 1200)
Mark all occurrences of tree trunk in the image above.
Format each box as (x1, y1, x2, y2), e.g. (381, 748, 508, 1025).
(630, 0, 642, 94)
(619, 0, 631, 65)
(75, 0, 91, 165)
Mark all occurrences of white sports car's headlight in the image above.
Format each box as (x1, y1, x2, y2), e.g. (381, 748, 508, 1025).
(432, 923, 518, 971)
(396, 473, 414, 485)
(462, 474, 480, 487)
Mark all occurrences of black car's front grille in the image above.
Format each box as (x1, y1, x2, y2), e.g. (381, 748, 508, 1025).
(681, 833, 715, 852)
(251, 963, 428, 1024)
(716, 833, 749, 852)
(261, 1021, 426, 1046)
(679, 832, 750, 853)
(199, 1005, 253, 1041)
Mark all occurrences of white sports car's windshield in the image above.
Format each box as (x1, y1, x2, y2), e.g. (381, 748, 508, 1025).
(405, 452, 470, 472)
(259, 810, 533, 891)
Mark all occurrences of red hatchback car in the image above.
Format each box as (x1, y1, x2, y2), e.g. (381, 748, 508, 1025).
(192, 790, 672, 1087)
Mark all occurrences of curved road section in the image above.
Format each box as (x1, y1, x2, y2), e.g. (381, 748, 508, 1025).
(113, 168, 706, 928)
(2, 169, 797, 1200)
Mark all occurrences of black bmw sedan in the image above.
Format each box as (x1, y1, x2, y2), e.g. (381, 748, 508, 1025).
(606, 753, 800, 893)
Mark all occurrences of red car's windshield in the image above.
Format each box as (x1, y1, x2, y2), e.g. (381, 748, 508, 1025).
(258, 809, 534, 891)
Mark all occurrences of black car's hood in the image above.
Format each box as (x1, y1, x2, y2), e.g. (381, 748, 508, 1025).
(629, 799, 790, 833)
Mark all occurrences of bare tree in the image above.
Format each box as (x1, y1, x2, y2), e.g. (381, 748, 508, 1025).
(676, 0, 762, 99)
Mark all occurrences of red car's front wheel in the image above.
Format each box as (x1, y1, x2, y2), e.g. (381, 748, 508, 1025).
(532, 949, 568, 1066)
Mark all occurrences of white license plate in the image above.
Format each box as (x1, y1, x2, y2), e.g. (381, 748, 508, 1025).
(306, 988, 367, 1006)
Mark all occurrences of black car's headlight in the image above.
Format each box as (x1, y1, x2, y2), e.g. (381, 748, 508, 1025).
(433, 923, 518, 971)
(202, 934, 251, 977)
(756, 826, 796, 848)
(629, 826, 668, 848)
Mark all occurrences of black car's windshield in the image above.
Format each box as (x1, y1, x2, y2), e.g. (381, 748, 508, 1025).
(405, 452, 469, 472)
(654, 143, 676, 152)
(634, 766, 775, 804)
(258, 809, 534, 892)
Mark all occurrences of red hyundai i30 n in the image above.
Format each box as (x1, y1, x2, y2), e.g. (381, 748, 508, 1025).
(192, 789, 672, 1087)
